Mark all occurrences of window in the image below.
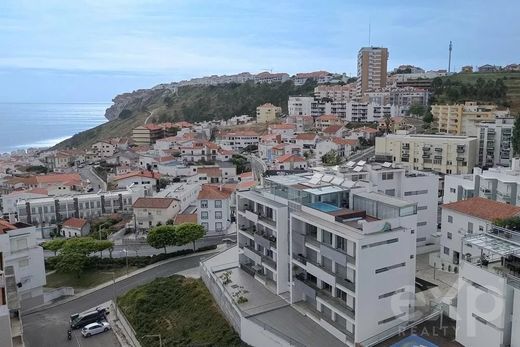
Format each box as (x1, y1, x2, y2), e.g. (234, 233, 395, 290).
(468, 222, 474, 233)
(201, 222, 209, 230)
(362, 238, 398, 249)
(382, 172, 394, 180)
(379, 288, 405, 299)
(447, 232, 452, 239)
(479, 225, 484, 232)
(214, 200, 222, 208)
(201, 211, 208, 220)
(322, 231, 333, 245)
(201, 200, 208, 208)
(444, 247, 450, 255)
(375, 262, 405, 274)
(215, 211, 222, 220)
(378, 312, 406, 325)
(448, 215, 453, 223)
(404, 190, 428, 196)
(417, 206, 427, 211)
(450, 188, 456, 193)
(216, 222, 223, 231)
(417, 221, 427, 226)
(385, 189, 395, 196)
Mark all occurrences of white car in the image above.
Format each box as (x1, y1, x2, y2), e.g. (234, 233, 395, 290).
(81, 321, 111, 338)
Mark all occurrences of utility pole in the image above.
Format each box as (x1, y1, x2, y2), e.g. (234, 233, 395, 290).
(448, 41, 453, 73)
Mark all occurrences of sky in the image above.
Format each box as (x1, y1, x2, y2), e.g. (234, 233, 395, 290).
(0, 0, 519, 103)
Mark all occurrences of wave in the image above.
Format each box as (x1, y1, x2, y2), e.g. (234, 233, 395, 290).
(12, 136, 72, 150)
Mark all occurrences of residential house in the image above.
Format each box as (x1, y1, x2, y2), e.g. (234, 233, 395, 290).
(197, 184, 236, 235)
(315, 115, 343, 131)
(61, 218, 91, 238)
(256, 103, 282, 123)
(273, 154, 307, 170)
(112, 170, 159, 194)
(133, 197, 180, 229)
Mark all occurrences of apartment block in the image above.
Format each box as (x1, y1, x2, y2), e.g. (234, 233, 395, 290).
(216, 131, 260, 152)
(432, 102, 509, 137)
(15, 188, 142, 235)
(288, 96, 314, 116)
(477, 117, 514, 167)
(456, 225, 520, 347)
(356, 47, 389, 95)
(197, 184, 235, 235)
(234, 173, 417, 346)
(132, 124, 164, 145)
(256, 103, 282, 123)
(443, 159, 520, 205)
(375, 134, 478, 174)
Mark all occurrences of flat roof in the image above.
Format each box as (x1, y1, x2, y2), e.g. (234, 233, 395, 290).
(238, 190, 286, 209)
(354, 191, 414, 208)
(465, 233, 520, 256)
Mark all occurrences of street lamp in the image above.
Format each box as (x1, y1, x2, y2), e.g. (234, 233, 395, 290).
(122, 248, 129, 276)
(102, 271, 118, 321)
(142, 334, 162, 347)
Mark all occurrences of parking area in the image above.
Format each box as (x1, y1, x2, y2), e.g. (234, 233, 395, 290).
(69, 326, 120, 347)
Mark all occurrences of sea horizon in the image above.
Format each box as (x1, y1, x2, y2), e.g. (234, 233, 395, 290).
(0, 102, 110, 154)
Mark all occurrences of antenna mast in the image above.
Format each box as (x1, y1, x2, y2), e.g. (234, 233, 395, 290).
(448, 41, 453, 73)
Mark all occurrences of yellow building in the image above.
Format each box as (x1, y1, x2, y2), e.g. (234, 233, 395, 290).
(256, 103, 282, 123)
(375, 134, 478, 174)
(432, 102, 509, 137)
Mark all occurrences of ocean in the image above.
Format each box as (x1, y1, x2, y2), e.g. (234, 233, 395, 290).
(0, 103, 110, 154)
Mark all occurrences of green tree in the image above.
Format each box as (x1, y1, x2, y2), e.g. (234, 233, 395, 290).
(407, 103, 426, 117)
(55, 251, 89, 278)
(42, 238, 66, 256)
(321, 150, 343, 166)
(423, 111, 434, 124)
(61, 237, 99, 255)
(94, 240, 114, 258)
(512, 115, 520, 156)
(174, 223, 207, 250)
(147, 225, 176, 254)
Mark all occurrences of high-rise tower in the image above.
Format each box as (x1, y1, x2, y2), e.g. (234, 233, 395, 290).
(356, 47, 389, 95)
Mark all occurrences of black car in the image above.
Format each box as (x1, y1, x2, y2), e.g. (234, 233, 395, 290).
(70, 307, 108, 329)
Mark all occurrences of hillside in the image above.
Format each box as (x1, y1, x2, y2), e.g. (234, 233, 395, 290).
(439, 72, 520, 113)
(54, 80, 317, 149)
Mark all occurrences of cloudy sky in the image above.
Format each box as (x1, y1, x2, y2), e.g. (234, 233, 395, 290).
(1, 0, 519, 102)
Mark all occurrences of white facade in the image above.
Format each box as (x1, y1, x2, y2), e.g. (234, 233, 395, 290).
(477, 118, 514, 168)
(155, 181, 201, 212)
(197, 186, 233, 235)
(288, 96, 313, 116)
(235, 174, 417, 346)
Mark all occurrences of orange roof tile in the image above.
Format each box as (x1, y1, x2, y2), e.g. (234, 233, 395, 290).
(113, 170, 160, 181)
(442, 197, 520, 221)
(175, 213, 197, 224)
(295, 133, 318, 140)
(133, 197, 177, 209)
(197, 167, 222, 177)
(62, 218, 88, 230)
(197, 184, 234, 200)
(322, 125, 343, 134)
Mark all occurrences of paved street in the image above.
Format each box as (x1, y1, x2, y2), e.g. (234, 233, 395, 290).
(79, 166, 107, 191)
(23, 252, 216, 347)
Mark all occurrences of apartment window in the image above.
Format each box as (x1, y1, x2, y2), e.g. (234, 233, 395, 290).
(215, 211, 222, 220)
(447, 232, 452, 240)
(322, 230, 333, 245)
(382, 172, 394, 180)
(216, 222, 223, 231)
(450, 188, 456, 193)
(201, 222, 209, 230)
(404, 190, 428, 196)
(417, 221, 427, 226)
(379, 288, 405, 299)
(375, 262, 405, 274)
(448, 215, 453, 223)
(444, 247, 450, 255)
(201, 211, 208, 220)
(214, 200, 222, 208)
(479, 225, 484, 232)
(385, 189, 396, 196)
(336, 236, 347, 252)
(468, 222, 474, 234)
(362, 238, 398, 249)
(378, 312, 406, 325)
(201, 200, 208, 208)
(417, 206, 427, 211)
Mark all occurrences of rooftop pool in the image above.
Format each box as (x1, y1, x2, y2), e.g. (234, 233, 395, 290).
(309, 202, 341, 213)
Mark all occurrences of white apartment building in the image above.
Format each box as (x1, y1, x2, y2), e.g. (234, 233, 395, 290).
(440, 197, 520, 267)
(233, 173, 417, 346)
(197, 184, 235, 235)
(91, 141, 116, 158)
(336, 163, 439, 250)
(477, 117, 514, 167)
(344, 102, 399, 122)
(15, 187, 143, 235)
(155, 181, 201, 213)
(375, 134, 478, 174)
(443, 159, 520, 205)
(456, 225, 520, 347)
(288, 96, 314, 116)
(216, 131, 260, 152)
(314, 85, 355, 102)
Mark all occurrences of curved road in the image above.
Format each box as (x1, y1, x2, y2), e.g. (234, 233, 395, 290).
(23, 252, 217, 347)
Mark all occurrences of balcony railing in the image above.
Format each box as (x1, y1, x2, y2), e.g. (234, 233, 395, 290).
(317, 288, 355, 319)
(258, 214, 276, 226)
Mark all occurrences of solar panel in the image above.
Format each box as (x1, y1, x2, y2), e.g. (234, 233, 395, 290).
(308, 177, 320, 185)
(346, 161, 356, 167)
(321, 174, 334, 183)
(353, 166, 364, 172)
(342, 180, 356, 188)
(382, 162, 392, 168)
(331, 177, 344, 185)
(357, 160, 366, 166)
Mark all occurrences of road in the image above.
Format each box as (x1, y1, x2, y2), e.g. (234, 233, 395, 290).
(349, 146, 375, 163)
(79, 166, 107, 192)
(23, 252, 217, 347)
(43, 233, 236, 258)
(248, 154, 267, 183)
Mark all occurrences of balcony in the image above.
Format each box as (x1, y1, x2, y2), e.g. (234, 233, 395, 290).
(456, 157, 465, 162)
(422, 154, 430, 159)
(317, 288, 356, 319)
(254, 231, 277, 249)
(238, 225, 255, 237)
(456, 147, 465, 153)
(258, 214, 276, 227)
(336, 276, 356, 293)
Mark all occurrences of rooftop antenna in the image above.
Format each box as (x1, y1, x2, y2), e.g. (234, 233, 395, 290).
(448, 41, 453, 73)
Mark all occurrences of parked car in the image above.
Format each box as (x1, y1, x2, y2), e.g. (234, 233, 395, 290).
(81, 321, 111, 338)
(70, 307, 108, 329)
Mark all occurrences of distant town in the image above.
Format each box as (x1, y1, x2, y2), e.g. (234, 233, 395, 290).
(2, 46, 520, 347)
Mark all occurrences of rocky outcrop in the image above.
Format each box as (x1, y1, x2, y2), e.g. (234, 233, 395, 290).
(104, 86, 176, 120)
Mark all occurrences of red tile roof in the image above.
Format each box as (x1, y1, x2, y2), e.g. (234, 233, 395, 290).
(317, 114, 339, 121)
(295, 133, 318, 141)
(133, 197, 177, 209)
(197, 184, 234, 200)
(331, 137, 358, 146)
(62, 218, 88, 230)
(269, 123, 296, 130)
(0, 220, 17, 233)
(113, 170, 160, 181)
(442, 197, 520, 221)
(175, 213, 197, 224)
(275, 154, 306, 163)
(197, 167, 222, 177)
(322, 125, 343, 134)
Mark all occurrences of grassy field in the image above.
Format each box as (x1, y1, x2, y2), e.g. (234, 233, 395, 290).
(118, 275, 245, 347)
(46, 266, 137, 289)
(443, 72, 520, 113)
